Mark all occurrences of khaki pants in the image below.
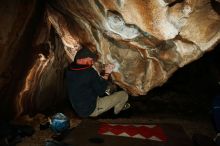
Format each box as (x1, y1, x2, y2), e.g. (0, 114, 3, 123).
(90, 91, 128, 117)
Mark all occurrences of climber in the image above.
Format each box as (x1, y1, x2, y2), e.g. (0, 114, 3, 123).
(65, 46, 130, 118)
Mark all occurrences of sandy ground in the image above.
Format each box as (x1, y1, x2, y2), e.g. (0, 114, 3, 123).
(15, 110, 215, 146)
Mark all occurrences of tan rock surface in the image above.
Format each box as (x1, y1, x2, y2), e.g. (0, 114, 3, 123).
(47, 0, 220, 95)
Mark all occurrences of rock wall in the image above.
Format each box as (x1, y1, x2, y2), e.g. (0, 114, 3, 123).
(47, 0, 220, 95)
(0, 0, 45, 118)
(0, 0, 219, 118)
(0, 0, 68, 118)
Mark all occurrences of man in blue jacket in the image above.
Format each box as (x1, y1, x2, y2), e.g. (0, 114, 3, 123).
(65, 46, 129, 118)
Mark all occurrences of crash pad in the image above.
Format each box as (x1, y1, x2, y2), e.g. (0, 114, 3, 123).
(62, 119, 193, 146)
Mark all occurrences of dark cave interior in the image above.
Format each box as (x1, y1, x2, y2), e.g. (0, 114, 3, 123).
(0, 0, 219, 119)
(0, 1, 220, 145)
(0, 0, 219, 122)
(129, 43, 220, 119)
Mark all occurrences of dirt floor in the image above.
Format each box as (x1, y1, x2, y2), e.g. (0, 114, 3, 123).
(15, 104, 216, 146)
(15, 118, 215, 146)
(13, 86, 218, 145)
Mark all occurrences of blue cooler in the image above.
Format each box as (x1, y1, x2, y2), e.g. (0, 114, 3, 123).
(49, 113, 70, 134)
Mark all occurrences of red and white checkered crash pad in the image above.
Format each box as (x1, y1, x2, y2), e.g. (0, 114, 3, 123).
(98, 123, 167, 142)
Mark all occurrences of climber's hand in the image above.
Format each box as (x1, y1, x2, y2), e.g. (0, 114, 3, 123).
(104, 64, 115, 74)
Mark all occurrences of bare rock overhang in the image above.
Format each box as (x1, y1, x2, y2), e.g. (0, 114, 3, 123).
(47, 0, 220, 95)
